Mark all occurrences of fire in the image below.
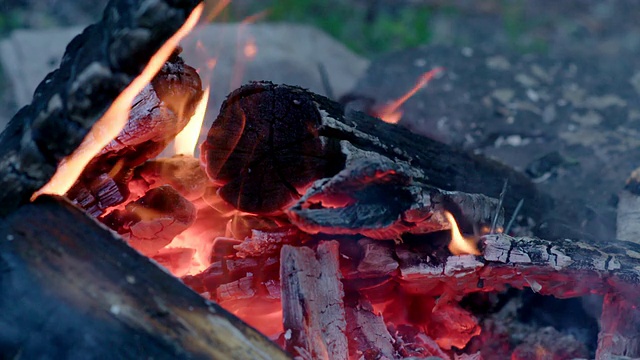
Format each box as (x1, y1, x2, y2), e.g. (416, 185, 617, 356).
(33, 4, 204, 198)
(444, 211, 481, 256)
(375, 67, 444, 124)
(174, 86, 210, 156)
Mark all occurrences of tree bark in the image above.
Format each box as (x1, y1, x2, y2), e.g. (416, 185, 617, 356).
(0, 196, 291, 360)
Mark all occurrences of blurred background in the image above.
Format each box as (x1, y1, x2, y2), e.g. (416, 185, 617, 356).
(0, 0, 639, 124)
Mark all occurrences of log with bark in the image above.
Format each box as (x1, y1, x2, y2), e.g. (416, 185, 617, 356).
(200, 81, 591, 240)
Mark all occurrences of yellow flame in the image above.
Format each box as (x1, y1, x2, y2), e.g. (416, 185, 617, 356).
(444, 211, 481, 256)
(33, 4, 204, 198)
(376, 67, 443, 124)
(174, 86, 210, 156)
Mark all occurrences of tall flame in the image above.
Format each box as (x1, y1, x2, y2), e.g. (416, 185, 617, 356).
(444, 211, 481, 256)
(375, 67, 444, 124)
(34, 4, 204, 198)
(174, 85, 210, 156)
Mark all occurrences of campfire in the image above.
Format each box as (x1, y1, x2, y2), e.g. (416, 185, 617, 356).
(2, 1, 640, 359)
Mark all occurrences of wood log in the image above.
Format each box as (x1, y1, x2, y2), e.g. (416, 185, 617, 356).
(0, 0, 201, 215)
(0, 196, 290, 359)
(67, 54, 204, 217)
(280, 241, 349, 360)
(396, 233, 640, 300)
(200, 81, 584, 240)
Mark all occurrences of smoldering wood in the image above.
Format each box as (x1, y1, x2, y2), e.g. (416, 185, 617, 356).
(102, 185, 196, 256)
(0, 196, 291, 360)
(0, 0, 201, 216)
(344, 296, 396, 360)
(596, 293, 640, 359)
(280, 241, 349, 360)
(132, 154, 209, 202)
(203, 81, 510, 240)
(67, 54, 203, 216)
(396, 234, 640, 300)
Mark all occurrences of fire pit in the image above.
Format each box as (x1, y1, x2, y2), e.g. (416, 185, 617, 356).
(1, 1, 640, 359)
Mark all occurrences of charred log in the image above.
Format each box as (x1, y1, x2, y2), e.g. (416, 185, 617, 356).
(199, 82, 617, 242)
(0, 196, 290, 360)
(202, 81, 510, 240)
(66, 55, 203, 216)
(0, 0, 201, 215)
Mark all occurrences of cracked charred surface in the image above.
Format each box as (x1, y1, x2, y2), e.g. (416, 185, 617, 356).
(0, 0, 201, 216)
(202, 82, 544, 240)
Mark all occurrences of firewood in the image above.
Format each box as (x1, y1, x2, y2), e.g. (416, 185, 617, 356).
(67, 55, 203, 216)
(397, 233, 640, 300)
(0, 196, 290, 360)
(132, 154, 209, 202)
(344, 295, 396, 360)
(102, 185, 196, 256)
(0, 0, 201, 216)
(280, 241, 349, 360)
(202, 81, 511, 240)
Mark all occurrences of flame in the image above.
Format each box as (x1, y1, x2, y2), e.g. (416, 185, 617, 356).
(174, 86, 210, 156)
(375, 67, 444, 124)
(205, 0, 232, 22)
(33, 4, 204, 198)
(444, 211, 481, 256)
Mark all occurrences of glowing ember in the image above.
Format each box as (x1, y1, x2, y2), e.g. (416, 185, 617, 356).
(33, 4, 204, 198)
(444, 211, 481, 256)
(174, 86, 210, 156)
(375, 67, 444, 124)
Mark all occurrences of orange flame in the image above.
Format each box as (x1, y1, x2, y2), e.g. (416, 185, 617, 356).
(174, 86, 210, 156)
(375, 67, 444, 124)
(444, 211, 481, 256)
(33, 4, 204, 198)
(205, 0, 232, 22)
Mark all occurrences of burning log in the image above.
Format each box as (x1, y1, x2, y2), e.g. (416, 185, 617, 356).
(202, 81, 510, 240)
(0, 196, 290, 359)
(0, 0, 203, 215)
(67, 53, 204, 216)
(344, 296, 396, 360)
(397, 233, 640, 299)
(280, 241, 349, 360)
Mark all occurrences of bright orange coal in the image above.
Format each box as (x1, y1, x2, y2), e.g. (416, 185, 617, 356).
(444, 211, 481, 256)
(375, 67, 444, 124)
(33, 4, 204, 198)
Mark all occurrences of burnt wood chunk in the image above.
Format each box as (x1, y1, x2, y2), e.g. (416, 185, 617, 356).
(66, 55, 203, 216)
(102, 185, 196, 256)
(131, 155, 209, 202)
(0, 196, 290, 360)
(344, 296, 396, 360)
(280, 241, 348, 360)
(0, 0, 201, 215)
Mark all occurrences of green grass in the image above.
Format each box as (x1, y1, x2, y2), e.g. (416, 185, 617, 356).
(223, 0, 433, 56)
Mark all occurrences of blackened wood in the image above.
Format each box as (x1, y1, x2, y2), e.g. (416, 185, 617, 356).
(0, 196, 290, 360)
(132, 154, 209, 202)
(67, 55, 203, 216)
(280, 241, 348, 360)
(397, 233, 640, 300)
(102, 185, 196, 256)
(344, 296, 396, 360)
(202, 82, 549, 236)
(0, 0, 201, 216)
